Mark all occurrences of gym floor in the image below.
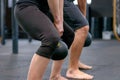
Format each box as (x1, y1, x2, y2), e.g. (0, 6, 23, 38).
(0, 39, 120, 80)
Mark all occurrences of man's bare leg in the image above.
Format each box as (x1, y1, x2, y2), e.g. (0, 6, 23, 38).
(66, 26, 93, 79)
(27, 54, 50, 80)
(50, 60, 68, 80)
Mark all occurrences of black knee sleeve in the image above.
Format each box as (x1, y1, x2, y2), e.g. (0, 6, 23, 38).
(84, 32, 92, 47)
(51, 40, 68, 60)
(36, 37, 60, 59)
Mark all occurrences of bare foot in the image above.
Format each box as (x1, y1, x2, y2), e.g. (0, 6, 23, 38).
(49, 75, 68, 80)
(66, 69, 94, 80)
(58, 76, 68, 80)
(79, 62, 92, 70)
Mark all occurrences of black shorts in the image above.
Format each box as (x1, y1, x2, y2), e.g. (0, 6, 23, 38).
(14, 3, 74, 58)
(64, 0, 89, 31)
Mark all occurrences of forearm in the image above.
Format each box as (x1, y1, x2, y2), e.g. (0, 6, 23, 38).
(48, 0, 64, 36)
(59, 0, 64, 22)
(48, 0, 63, 23)
(77, 0, 87, 16)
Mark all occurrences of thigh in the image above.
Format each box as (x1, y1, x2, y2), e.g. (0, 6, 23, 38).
(14, 3, 59, 41)
(64, 0, 89, 30)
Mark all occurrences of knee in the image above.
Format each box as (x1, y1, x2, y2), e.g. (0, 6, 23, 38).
(36, 36, 60, 59)
(83, 25, 89, 32)
(48, 37, 60, 48)
(36, 37, 68, 60)
(76, 25, 89, 34)
(75, 25, 92, 47)
(44, 36, 60, 50)
(51, 41, 68, 60)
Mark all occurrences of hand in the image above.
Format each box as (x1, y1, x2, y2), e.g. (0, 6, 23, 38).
(54, 21, 64, 37)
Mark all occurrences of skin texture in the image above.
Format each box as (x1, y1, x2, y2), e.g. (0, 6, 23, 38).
(49, 0, 68, 80)
(27, 0, 67, 80)
(66, 0, 94, 79)
(48, 0, 64, 36)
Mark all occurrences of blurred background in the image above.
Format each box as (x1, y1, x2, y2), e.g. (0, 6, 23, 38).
(0, 1, 118, 38)
(0, 0, 118, 47)
(0, 0, 120, 80)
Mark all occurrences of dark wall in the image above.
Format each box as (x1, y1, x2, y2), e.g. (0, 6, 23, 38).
(88, 0, 113, 39)
(90, 0, 113, 17)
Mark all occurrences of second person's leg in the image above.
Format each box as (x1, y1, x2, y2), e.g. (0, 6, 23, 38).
(64, 1, 93, 79)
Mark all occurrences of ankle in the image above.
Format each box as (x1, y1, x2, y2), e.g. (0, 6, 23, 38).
(49, 74, 60, 80)
(67, 68, 76, 74)
(67, 67, 78, 72)
(68, 65, 79, 70)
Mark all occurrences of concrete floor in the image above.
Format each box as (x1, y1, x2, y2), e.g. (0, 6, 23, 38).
(0, 39, 120, 80)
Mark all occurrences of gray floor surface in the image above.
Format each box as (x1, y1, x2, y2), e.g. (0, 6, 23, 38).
(0, 39, 120, 80)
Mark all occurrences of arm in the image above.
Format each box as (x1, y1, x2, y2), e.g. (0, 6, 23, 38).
(59, 0, 64, 23)
(77, 0, 87, 16)
(48, 0, 64, 36)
